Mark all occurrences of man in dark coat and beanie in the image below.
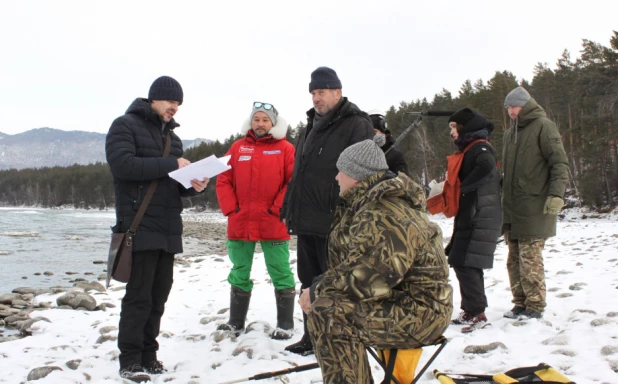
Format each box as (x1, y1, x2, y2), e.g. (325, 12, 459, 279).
(502, 87, 568, 320)
(442, 108, 501, 333)
(368, 110, 408, 175)
(281, 67, 374, 355)
(106, 76, 208, 383)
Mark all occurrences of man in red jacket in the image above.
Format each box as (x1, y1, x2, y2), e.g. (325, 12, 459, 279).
(216, 102, 296, 340)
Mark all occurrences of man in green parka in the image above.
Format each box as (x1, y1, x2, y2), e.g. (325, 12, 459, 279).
(299, 138, 453, 384)
(502, 87, 569, 320)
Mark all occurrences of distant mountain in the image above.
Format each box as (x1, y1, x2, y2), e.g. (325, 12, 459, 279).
(0, 128, 212, 170)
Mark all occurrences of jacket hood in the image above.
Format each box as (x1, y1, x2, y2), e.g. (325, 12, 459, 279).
(126, 98, 180, 129)
(343, 172, 426, 212)
(517, 97, 546, 127)
(240, 115, 288, 140)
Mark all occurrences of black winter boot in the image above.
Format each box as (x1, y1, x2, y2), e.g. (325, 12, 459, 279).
(284, 312, 314, 355)
(271, 288, 296, 340)
(217, 286, 251, 336)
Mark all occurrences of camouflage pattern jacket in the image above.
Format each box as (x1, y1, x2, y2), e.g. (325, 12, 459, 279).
(316, 172, 453, 343)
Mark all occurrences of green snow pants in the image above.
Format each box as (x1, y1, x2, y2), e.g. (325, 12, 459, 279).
(226, 240, 295, 292)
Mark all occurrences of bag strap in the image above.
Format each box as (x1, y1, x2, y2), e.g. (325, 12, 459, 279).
(128, 131, 172, 235)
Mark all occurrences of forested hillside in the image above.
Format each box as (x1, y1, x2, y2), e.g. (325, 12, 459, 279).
(0, 32, 616, 209)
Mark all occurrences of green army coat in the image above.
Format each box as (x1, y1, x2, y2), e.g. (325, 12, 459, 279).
(502, 98, 569, 239)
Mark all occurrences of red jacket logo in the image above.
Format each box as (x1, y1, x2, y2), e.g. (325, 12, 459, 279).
(239, 145, 254, 153)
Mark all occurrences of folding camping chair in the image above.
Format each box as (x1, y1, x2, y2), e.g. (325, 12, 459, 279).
(367, 336, 448, 384)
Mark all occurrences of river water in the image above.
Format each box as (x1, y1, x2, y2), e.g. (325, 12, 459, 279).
(0, 208, 115, 294)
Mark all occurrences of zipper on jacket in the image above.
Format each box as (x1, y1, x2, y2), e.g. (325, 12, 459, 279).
(319, 148, 323, 155)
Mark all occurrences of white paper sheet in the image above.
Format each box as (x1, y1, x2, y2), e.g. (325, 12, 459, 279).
(168, 155, 231, 189)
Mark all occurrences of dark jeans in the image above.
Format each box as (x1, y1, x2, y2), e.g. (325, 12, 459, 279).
(118, 250, 174, 368)
(453, 266, 487, 316)
(296, 234, 328, 338)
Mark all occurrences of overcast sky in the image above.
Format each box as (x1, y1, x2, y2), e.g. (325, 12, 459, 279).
(2, 0, 617, 142)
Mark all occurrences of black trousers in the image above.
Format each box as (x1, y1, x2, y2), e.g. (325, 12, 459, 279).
(453, 266, 487, 316)
(118, 249, 174, 368)
(296, 234, 328, 338)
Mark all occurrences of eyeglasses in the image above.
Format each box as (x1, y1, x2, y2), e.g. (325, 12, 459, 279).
(254, 102, 274, 110)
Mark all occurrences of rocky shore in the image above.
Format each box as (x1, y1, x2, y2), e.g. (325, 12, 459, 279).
(0, 218, 296, 342)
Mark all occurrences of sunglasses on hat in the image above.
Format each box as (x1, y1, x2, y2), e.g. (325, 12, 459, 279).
(254, 102, 274, 109)
(253, 102, 278, 114)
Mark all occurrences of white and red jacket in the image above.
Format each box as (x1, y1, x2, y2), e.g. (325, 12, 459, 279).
(216, 116, 294, 241)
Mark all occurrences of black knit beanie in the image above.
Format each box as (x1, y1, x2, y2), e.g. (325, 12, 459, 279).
(148, 76, 183, 105)
(448, 108, 475, 126)
(309, 67, 342, 92)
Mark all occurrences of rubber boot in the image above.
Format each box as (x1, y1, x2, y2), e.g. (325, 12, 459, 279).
(217, 286, 251, 336)
(284, 312, 314, 355)
(271, 288, 296, 340)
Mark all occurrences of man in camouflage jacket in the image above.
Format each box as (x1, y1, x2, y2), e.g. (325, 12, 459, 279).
(502, 87, 569, 320)
(299, 139, 453, 384)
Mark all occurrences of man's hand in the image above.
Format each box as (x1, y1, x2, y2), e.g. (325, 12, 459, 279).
(299, 288, 312, 314)
(544, 196, 564, 215)
(177, 158, 191, 169)
(282, 218, 287, 226)
(190, 178, 209, 192)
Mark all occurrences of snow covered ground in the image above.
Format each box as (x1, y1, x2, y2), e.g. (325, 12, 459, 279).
(0, 210, 617, 383)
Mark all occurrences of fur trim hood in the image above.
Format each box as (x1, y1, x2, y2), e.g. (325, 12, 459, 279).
(241, 115, 288, 140)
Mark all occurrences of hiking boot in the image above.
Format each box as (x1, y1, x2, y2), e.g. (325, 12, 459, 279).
(503, 305, 525, 319)
(143, 360, 167, 375)
(451, 311, 474, 325)
(285, 333, 314, 356)
(519, 308, 543, 319)
(461, 313, 489, 333)
(119, 364, 151, 383)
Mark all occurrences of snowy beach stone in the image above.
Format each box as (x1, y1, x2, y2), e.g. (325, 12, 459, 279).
(0, 293, 22, 304)
(99, 325, 118, 334)
(56, 291, 97, 311)
(200, 316, 221, 325)
(607, 312, 618, 318)
(48, 345, 77, 352)
(12, 287, 37, 295)
(556, 293, 573, 298)
(569, 283, 587, 290)
(43, 271, 54, 276)
(74, 281, 105, 293)
(4, 315, 29, 325)
(572, 309, 596, 315)
(0, 335, 21, 343)
(463, 342, 507, 354)
(232, 344, 254, 358)
(65, 359, 81, 370)
(551, 349, 576, 357)
(11, 299, 29, 307)
(27, 366, 62, 381)
(19, 317, 51, 333)
(0, 310, 12, 318)
(601, 346, 618, 356)
(591, 318, 613, 327)
(95, 334, 117, 344)
(93, 260, 105, 264)
(542, 335, 569, 345)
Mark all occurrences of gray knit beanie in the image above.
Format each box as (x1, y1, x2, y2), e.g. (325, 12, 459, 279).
(337, 139, 388, 181)
(504, 86, 531, 107)
(251, 103, 278, 126)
